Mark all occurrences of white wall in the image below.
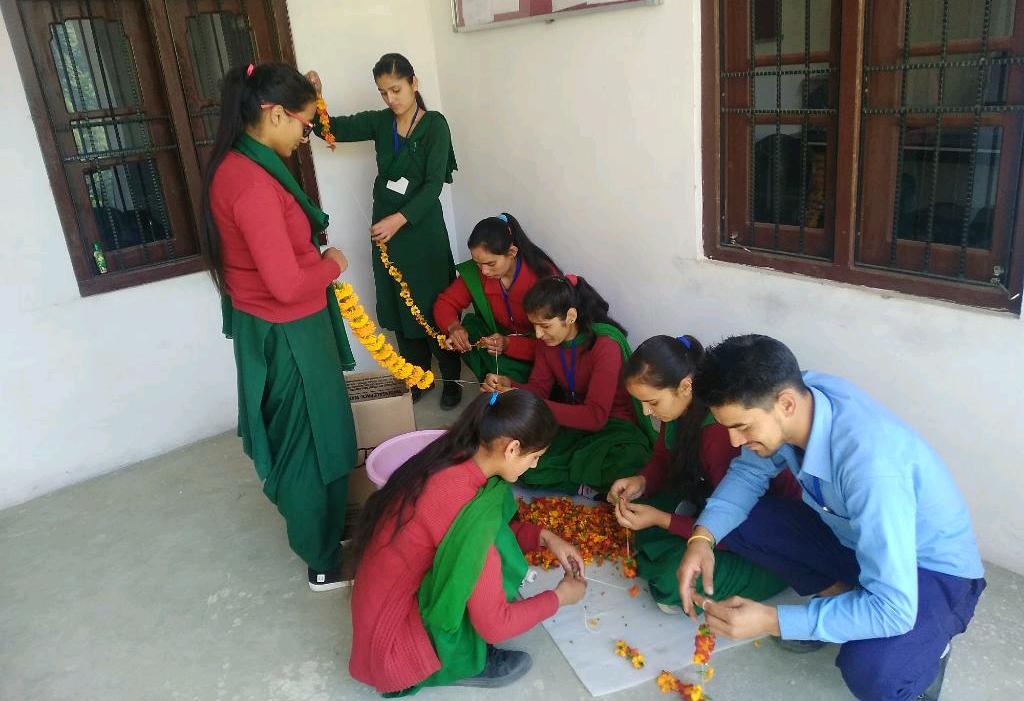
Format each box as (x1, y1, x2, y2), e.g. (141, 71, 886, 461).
(425, 1, 1024, 574)
(288, 1, 458, 369)
(0, 18, 237, 509)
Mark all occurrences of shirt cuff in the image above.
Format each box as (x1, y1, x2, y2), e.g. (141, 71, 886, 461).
(694, 510, 735, 544)
(776, 604, 815, 640)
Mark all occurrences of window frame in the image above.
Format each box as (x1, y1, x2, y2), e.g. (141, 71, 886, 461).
(0, 0, 320, 297)
(701, 0, 1024, 313)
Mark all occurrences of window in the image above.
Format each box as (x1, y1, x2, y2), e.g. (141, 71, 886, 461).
(1, 0, 319, 296)
(702, 0, 1024, 312)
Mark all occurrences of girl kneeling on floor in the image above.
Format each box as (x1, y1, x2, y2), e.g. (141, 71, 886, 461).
(349, 390, 587, 695)
(609, 335, 801, 612)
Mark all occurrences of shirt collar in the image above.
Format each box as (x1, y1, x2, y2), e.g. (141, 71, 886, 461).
(799, 384, 835, 482)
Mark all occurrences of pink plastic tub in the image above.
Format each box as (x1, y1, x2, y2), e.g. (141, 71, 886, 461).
(365, 429, 447, 488)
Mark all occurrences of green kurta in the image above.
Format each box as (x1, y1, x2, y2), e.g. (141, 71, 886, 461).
(325, 109, 457, 338)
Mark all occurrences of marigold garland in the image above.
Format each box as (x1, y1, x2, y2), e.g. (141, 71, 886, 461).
(314, 95, 336, 151)
(377, 243, 451, 349)
(614, 640, 645, 669)
(334, 282, 433, 390)
(656, 624, 717, 699)
(516, 497, 635, 573)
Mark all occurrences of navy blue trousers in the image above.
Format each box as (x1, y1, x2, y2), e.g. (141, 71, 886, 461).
(721, 497, 985, 701)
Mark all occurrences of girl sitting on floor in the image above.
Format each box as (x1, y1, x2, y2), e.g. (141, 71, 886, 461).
(434, 212, 560, 383)
(610, 334, 801, 612)
(349, 390, 587, 695)
(484, 275, 655, 495)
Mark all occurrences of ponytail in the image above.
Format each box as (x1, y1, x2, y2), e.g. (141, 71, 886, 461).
(623, 334, 711, 507)
(350, 390, 556, 566)
(467, 212, 560, 276)
(523, 274, 628, 343)
(201, 62, 317, 294)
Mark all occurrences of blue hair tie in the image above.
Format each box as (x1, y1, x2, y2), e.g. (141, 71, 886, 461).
(497, 213, 508, 223)
(677, 335, 692, 350)
(489, 391, 499, 406)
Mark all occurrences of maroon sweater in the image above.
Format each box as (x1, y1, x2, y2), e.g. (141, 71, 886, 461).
(349, 460, 559, 693)
(514, 335, 634, 431)
(433, 261, 546, 362)
(210, 151, 340, 322)
(640, 422, 803, 538)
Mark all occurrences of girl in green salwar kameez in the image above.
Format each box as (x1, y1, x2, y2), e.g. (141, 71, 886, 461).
(607, 335, 803, 612)
(306, 54, 463, 409)
(203, 63, 358, 592)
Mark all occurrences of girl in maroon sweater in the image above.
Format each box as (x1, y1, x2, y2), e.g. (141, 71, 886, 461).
(203, 63, 357, 592)
(434, 212, 560, 384)
(349, 391, 586, 693)
(609, 335, 801, 612)
(483, 275, 655, 494)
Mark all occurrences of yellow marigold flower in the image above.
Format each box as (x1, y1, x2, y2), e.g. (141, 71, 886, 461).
(349, 314, 370, 329)
(354, 323, 376, 339)
(335, 283, 353, 298)
(416, 370, 434, 389)
(396, 364, 414, 380)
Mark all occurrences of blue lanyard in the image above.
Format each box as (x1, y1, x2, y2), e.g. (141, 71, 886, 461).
(499, 258, 522, 332)
(559, 339, 578, 404)
(392, 105, 420, 156)
(806, 474, 825, 507)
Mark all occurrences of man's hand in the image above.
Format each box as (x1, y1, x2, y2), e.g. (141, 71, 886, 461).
(696, 595, 781, 640)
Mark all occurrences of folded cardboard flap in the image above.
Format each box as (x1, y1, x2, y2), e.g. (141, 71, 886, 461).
(343, 372, 417, 538)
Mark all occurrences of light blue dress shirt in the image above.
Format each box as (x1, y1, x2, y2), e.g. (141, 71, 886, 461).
(697, 372, 983, 643)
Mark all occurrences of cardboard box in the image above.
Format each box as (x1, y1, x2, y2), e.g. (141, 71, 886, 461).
(343, 372, 417, 538)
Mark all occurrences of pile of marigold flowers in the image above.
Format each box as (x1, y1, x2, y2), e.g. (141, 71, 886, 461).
(615, 640, 645, 669)
(516, 497, 634, 572)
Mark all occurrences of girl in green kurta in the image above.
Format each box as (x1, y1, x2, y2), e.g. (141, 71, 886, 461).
(307, 54, 463, 409)
(608, 335, 799, 612)
(202, 63, 358, 592)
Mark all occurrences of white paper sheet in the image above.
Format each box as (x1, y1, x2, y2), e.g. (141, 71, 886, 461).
(461, 0, 494, 26)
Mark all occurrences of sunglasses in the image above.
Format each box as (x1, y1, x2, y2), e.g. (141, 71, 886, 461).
(261, 103, 313, 138)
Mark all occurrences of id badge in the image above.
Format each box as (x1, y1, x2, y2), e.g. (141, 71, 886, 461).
(386, 177, 409, 195)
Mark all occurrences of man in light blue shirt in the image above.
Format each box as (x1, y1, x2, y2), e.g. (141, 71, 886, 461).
(678, 335, 985, 701)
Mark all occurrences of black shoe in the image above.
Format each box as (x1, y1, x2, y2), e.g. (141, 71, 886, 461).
(452, 645, 532, 688)
(916, 643, 951, 701)
(440, 382, 462, 410)
(773, 636, 827, 653)
(411, 384, 434, 404)
(308, 543, 356, 592)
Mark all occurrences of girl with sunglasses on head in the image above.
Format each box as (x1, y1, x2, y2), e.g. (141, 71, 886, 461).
(307, 53, 463, 409)
(203, 62, 358, 592)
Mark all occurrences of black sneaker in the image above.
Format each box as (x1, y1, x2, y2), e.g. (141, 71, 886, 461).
(308, 544, 356, 592)
(440, 382, 462, 410)
(916, 643, 951, 701)
(411, 384, 434, 404)
(452, 645, 532, 688)
(773, 636, 827, 653)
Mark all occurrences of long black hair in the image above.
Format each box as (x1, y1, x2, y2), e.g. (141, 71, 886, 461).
(201, 62, 316, 294)
(522, 275, 628, 345)
(372, 52, 426, 111)
(468, 212, 560, 277)
(351, 390, 557, 566)
(623, 335, 711, 507)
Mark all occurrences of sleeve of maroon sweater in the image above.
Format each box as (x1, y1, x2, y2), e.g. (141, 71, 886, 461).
(514, 349, 556, 402)
(768, 467, 803, 500)
(509, 519, 543, 552)
(541, 338, 623, 432)
(433, 277, 471, 332)
(639, 429, 670, 496)
(504, 335, 537, 362)
(232, 182, 340, 304)
(665, 423, 740, 539)
(466, 546, 559, 644)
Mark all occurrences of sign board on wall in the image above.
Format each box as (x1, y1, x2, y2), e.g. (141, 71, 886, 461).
(452, 0, 662, 32)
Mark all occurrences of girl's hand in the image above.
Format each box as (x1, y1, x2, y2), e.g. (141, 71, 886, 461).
(554, 572, 587, 606)
(614, 501, 670, 531)
(305, 70, 323, 93)
(539, 529, 585, 578)
(322, 247, 348, 275)
(607, 475, 646, 505)
(447, 323, 473, 352)
(481, 374, 513, 393)
(481, 333, 508, 355)
(370, 213, 407, 244)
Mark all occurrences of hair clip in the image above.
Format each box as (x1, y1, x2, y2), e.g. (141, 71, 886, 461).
(246, 63, 255, 78)
(677, 335, 692, 350)
(489, 391, 499, 406)
(497, 213, 508, 223)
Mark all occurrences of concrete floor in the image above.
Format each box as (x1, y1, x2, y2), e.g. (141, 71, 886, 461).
(2, 385, 1023, 700)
